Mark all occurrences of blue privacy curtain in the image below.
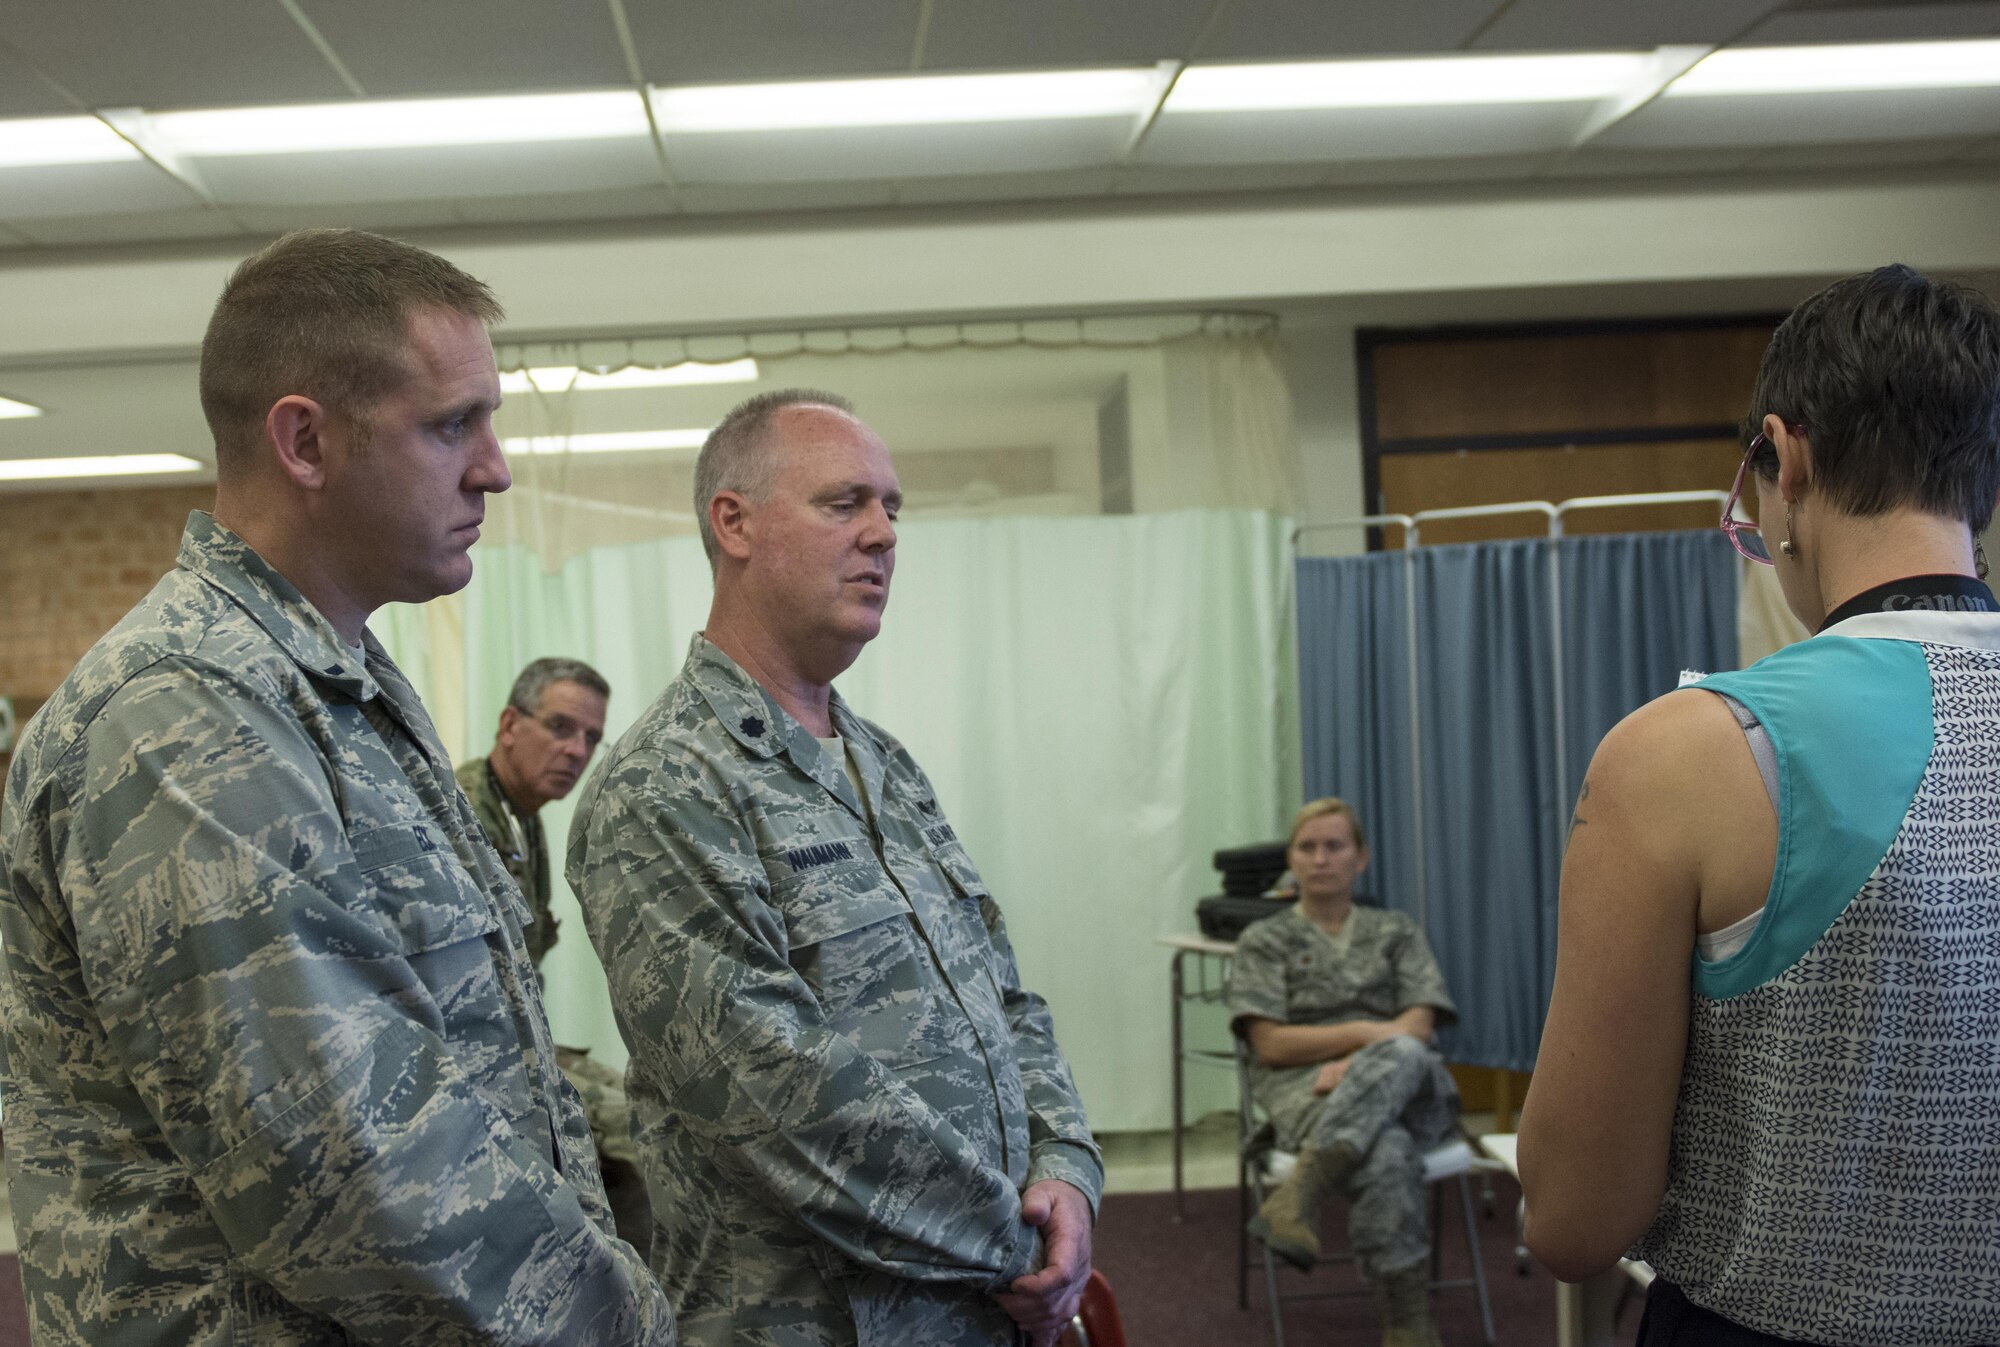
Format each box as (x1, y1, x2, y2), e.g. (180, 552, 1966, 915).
(1298, 530, 1738, 1071)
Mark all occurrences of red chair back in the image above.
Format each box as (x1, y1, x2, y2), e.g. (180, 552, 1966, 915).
(1057, 1270, 1128, 1347)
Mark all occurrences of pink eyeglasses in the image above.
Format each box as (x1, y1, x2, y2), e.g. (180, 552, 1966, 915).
(1722, 433, 1777, 566)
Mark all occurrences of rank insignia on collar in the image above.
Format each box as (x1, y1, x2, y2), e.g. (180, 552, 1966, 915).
(917, 797, 938, 815)
(741, 715, 766, 738)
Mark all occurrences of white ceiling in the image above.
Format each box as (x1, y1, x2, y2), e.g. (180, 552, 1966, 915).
(2, 0, 1998, 249)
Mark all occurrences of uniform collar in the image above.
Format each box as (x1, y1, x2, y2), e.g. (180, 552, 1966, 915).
(177, 511, 380, 701)
(686, 633, 870, 820)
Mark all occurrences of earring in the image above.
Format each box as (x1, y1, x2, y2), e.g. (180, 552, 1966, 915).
(1780, 506, 1797, 560)
(1979, 541, 1989, 581)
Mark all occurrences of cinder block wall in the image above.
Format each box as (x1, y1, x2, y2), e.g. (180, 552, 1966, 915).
(1, 486, 213, 702)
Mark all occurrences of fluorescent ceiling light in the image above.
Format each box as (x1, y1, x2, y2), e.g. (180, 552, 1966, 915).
(500, 358, 759, 394)
(0, 454, 202, 482)
(504, 429, 711, 455)
(652, 68, 1163, 132)
(0, 115, 143, 168)
(1169, 52, 1662, 110)
(0, 395, 45, 419)
(1668, 39, 2000, 96)
(146, 90, 648, 156)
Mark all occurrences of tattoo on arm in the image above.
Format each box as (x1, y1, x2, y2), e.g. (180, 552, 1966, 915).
(1566, 778, 1592, 848)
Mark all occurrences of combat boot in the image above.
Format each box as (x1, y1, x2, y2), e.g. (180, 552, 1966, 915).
(1245, 1140, 1358, 1271)
(1372, 1263, 1443, 1347)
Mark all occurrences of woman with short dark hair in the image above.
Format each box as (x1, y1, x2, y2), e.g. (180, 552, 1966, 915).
(1520, 265, 2000, 1347)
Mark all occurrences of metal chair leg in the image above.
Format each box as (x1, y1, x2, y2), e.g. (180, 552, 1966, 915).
(1457, 1173, 1497, 1346)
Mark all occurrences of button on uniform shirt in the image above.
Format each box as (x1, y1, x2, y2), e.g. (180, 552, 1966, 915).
(569, 634, 1103, 1347)
(1226, 904, 1457, 1149)
(0, 512, 673, 1347)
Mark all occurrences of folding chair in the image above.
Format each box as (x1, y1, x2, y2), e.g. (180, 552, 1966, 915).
(1236, 1041, 1496, 1347)
(1059, 1270, 1128, 1347)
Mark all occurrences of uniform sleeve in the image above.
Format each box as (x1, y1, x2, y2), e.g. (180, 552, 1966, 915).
(1389, 914, 1459, 1029)
(975, 894, 1105, 1217)
(569, 748, 1041, 1290)
(1226, 919, 1291, 1031)
(73, 663, 673, 1347)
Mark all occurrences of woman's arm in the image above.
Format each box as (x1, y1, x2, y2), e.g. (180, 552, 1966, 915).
(1519, 691, 1766, 1282)
(1244, 1016, 1397, 1068)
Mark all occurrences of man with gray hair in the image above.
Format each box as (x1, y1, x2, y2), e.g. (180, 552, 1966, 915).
(572, 388, 1102, 1346)
(0, 229, 672, 1345)
(457, 655, 652, 1257)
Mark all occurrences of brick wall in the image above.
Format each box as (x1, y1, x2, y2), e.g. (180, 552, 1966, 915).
(1, 485, 213, 703)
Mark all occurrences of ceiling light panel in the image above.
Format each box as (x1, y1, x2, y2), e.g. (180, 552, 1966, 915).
(1667, 39, 2000, 96)
(651, 68, 1164, 132)
(500, 359, 759, 394)
(0, 453, 202, 481)
(0, 395, 44, 418)
(145, 90, 650, 156)
(0, 116, 143, 168)
(1167, 53, 1659, 111)
(504, 430, 711, 455)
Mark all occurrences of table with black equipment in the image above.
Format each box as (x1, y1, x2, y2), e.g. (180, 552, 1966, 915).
(1157, 933, 1238, 1220)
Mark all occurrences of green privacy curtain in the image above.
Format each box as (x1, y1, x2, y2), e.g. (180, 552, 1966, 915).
(378, 507, 1299, 1132)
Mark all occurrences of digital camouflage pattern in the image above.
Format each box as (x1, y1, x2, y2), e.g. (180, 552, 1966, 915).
(0, 512, 673, 1347)
(452, 755, 637, 1169)
(569, 634, 1103, 1347)
(1229, 905, 1460, 1278)
(456, 754, 559, 967)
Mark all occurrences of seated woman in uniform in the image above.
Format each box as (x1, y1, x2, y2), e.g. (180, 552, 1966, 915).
(1230, 797, 1461, 1347)
(1520, 265, 2000, 1347)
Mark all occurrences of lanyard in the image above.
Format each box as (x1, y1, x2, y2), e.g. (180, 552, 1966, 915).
(1817, 573, 1998, 633)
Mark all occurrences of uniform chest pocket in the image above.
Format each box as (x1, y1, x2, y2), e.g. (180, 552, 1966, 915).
(352, 822, 513, 1052)
(353, 821, 500, 953)
(771, 862, 957, 1070)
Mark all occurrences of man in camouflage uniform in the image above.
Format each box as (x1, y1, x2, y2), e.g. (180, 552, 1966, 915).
(457, 656, 652, 1256)
(0, 230, 672, 1346)
(569, 389, 1102, 1347)
(1231, 798, 1458, 1347)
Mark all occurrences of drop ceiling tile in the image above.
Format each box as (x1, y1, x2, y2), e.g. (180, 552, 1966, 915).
(1741, 2, 2000, 44)
(195, 138, 665, 206)
(671, 179, 903, 214)
(4, 207, 247, 246)
(891, 167, 1119, 205)
(1470, 0, 1782, 49)
(0, 161, 203, 220)
(918, 0, 1213, 69)
(450, 185, 681, 225)
(287, 0, 632, 96)
(1110, 162, 1332, 195)
(1557, 144, 1762, 176)
(1739, 135, 1966, 168)
(1326, 151, 1558, 185)
(1140, 102, 1594, 166)
(0, 42, 74, 117)
(1601, 85, 2000, 147)
(624, 0, 922, 85)
(3, 0, 353, 108)
(226, 200, 471, 234)
(1204, 0, 1505, 58)
(664, 118, 1133, 183)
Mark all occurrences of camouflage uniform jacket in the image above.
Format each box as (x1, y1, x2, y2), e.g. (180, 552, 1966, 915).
(0, 512, 673, 1347)
(455, 754, 559, 966)
(568, 634, 1104, 1347)
(1226, 903, 1458, 1149)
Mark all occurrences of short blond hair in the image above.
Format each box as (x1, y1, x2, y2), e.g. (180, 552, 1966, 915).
(1288, 796, 1367, 851)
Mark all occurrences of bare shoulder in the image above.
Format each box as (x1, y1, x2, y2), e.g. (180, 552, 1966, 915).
(1575, 688, 1771, 899)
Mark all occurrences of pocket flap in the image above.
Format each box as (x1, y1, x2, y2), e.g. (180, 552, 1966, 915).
(783, 885, 908, 948)
(351, 822, 498, 953)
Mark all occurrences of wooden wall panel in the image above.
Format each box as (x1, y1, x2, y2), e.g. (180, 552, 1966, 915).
(1372, 323, 1776, 442)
